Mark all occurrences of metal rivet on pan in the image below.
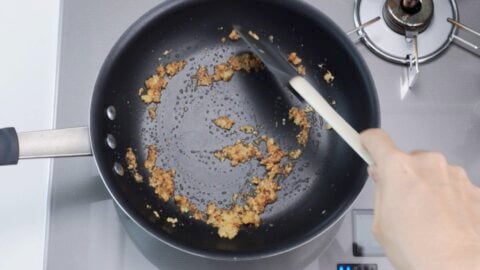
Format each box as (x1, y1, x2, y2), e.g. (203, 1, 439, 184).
(106, 106, 116, 120)
(113, 162, 124, 176)
(106, 134, 117, 149)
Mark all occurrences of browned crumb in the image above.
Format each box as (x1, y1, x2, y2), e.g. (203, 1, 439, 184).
(239, 125, 257, 134)
(140, 74, 168, 104)
(206, 203, 260, 239)
(139, 61, 187, 104)
(284, 162, 294, 175)
(156, 65, 166, 77)
(324, 70, 335, 84)
(133, 172, 143, 182)
(220, 37, 227, 43)
(289, 149, 302, 160)
(288, 52, 302, 65)
(149, 167, 175, 202)
(174, 195, 204, 220)
(227, 53, 263, 73)
(166, 217, 178, 227)
(196, 65, 213, 86)
(144, 144, 157, 171)
(126, 148, 138, 170)
(214, 141, 263, 166)
(251, 176, 261, 185)
(208, 135, 294, 239)
(289, 107, 311, 146)
(296, 65, 306, 76)
(213, 116, 235, 130)
(196, 53, 263, 88)
(228, 29, 240, 41)
(246, 177, 280, 213)
(213, 63, 235, 82)
(248, 30, 260, 40)
(125, 148, 143, 183)
(165, 60, 187, 77)
(148, 106, 157, 121)
(260, 137, 286, 171)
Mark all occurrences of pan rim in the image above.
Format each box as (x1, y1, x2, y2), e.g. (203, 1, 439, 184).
(89, 0, 381, 261)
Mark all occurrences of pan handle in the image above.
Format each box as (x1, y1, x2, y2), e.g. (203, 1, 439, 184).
(0, 127, 92, 166)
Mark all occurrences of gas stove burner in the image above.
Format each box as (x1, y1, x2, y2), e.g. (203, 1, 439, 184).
(353, 0, 458, 64)
(383, 0, 434, 34)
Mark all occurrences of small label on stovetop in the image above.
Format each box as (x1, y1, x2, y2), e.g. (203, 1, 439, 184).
(337, 264, 378, 270)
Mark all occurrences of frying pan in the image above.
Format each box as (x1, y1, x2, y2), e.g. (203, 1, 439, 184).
(0, 0, 379, 261)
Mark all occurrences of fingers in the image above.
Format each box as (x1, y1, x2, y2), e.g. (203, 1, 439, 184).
(368, 165, 380, 182)
(360, 129, 399, 165)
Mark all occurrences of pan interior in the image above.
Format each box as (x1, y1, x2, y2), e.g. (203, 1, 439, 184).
(91, 0, 378, 258)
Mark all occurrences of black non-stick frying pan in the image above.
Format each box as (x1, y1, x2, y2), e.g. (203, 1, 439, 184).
(0, 0, 379, 261)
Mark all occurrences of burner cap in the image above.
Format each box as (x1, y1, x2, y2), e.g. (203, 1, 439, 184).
(383, 0, 434, 34)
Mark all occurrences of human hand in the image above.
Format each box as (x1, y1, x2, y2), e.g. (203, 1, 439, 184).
(360, 129, 480, 270)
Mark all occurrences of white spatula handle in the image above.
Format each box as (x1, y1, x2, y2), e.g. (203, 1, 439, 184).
(289, 76, 373, 165)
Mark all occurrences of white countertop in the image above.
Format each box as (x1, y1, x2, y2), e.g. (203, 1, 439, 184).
(0, 1, 60, 269)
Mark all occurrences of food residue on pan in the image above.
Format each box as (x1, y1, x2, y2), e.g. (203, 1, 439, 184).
(214, 141, 263, 166)
(228, 29, 240, 41)
(228, 53, 263, 73)
(144, 144, 157, 170)
(125, 113, 309, 239)
(213, 116, 235, 130)
(323, 70, 335, 84)
(142, 144, 176, 202)
(166, 217, 178, 227)
(220, 37, 227, 43)
(165, 60, 187, 77)
(206, 203, 260, 239)
(288, 52, 302, 65)
(239, 125, 257, 135)
(289, 149, 302, 160)
(296, 65, 306, 76)
(196, 65, 213, 86)
(149, 167, 176, 202)
(289, 107, 311, 146)
(148, 106, 157, 121)
(140, 74, 167, 104)
(174, 195, 204, 220)
(125, 148, 143, 183)
(248, 30, 260, 40)
(287, 52, 306, 76)
(207, 136, 293, 239)
(195, 53, 263, 87)
(213, 63, 235, 82)
(139, 60, 187, 119)
(268, 35, 274, 43)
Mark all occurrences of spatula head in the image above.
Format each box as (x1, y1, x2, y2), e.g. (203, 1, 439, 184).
(233, 25, 298, 85)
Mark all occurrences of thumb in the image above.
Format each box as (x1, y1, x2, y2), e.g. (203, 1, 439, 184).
(360, 128, 398, 166)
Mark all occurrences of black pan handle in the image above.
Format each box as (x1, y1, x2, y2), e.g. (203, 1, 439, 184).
(0, 127, 92, 166)
(0, 127, 19, 165)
